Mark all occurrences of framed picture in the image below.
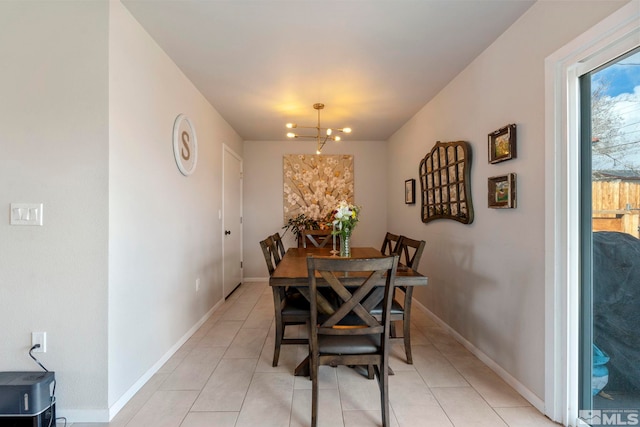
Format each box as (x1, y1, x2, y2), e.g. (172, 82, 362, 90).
(405, 179, 415, 204)
(488, 124, 516, 164)
(488, 173, 516, 209)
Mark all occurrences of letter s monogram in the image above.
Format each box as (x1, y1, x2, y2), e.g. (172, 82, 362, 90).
(181, 130, 191, 160)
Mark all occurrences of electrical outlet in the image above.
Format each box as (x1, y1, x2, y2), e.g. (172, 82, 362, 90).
(32, 332, 46, 353)
(196, 278, 200, 292)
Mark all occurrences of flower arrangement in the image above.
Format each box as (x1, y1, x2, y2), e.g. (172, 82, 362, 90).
(331, 201, 360, 236)
(330, 201, 359, 257)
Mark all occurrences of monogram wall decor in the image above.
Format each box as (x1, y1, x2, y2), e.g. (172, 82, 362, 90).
(172, 114, 198, 176)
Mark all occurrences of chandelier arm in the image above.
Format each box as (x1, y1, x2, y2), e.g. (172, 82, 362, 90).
(293, 125, 321, 130)
(284, 103, 350, 153)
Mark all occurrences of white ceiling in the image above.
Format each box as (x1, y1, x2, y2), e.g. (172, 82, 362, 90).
(122, 0, 535, 141)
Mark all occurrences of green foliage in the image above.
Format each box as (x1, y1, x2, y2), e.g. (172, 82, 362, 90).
(282, 214, 321, 241)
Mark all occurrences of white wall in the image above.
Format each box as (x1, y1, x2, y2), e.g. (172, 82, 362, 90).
(243, 140, 387, 278)
(0, 0, 109, 414)
(387, 0, 628, 406)
(0, 0, 243, 421)
(108, 0, 243, 412)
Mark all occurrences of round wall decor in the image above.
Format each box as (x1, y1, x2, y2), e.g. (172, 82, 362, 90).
(172, 114, 198, 176)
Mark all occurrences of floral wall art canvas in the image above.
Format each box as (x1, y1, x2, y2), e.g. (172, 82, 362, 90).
(283, 154, 354, 222)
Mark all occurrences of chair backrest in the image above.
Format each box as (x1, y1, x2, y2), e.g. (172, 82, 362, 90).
(306, 255, 399, 337)
(299, 229, 334, 248)
(259, 235, 281, 276)
(272, 232, 286, 258)
(380, 232, 401, 255)
(396, 236, 426, 270)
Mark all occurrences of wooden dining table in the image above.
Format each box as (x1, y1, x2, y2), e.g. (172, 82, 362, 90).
(269, 246, 428, 375)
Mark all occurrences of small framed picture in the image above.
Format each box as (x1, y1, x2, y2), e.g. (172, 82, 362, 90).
(488, 173, 516, 209)
(488, 124, 516, 164)
(405, 179, 415, 204)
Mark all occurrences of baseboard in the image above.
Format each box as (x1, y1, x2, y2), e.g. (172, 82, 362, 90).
(412, 299, 546, 413)
(57, 409, 110, 424)
(104, 299, 224, 421)
(243, 277, 269, 283)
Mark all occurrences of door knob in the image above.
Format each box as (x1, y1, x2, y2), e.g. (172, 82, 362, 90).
(225, 230, 231, 235)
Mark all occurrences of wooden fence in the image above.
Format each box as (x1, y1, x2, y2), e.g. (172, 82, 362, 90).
(592, 180, 640, 237)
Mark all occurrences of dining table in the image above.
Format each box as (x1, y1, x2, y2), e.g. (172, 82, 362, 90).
(269, 246, 428, 376)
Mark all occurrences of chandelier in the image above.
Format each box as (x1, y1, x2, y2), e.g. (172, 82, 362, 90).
(286, 103, 351, 154)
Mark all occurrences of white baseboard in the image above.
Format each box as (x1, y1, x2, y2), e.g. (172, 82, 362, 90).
(102, 299, 224, 422)
(412, 299, 546, 413)
(243, 277, 269, 283)
(56, 409, 110, 425)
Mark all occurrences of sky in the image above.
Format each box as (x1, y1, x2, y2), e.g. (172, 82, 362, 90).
(592, 49, 640, 171)
(597, 50, 640, 97)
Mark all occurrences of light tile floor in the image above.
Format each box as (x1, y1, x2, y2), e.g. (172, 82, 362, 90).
(69, 281, 560, 427)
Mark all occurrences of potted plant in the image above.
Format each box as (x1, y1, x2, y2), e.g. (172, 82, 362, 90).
(282, 213, 321, 246)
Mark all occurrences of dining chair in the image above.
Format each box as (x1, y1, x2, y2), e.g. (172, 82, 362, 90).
(260, 235, 309, 366)
(306, 255, 399, 427)
(299, 229, 334, 248)
(259, 235, 280, 275)
(372, 235, 425, 364)
(272, 232, 286, 259)
(380, 232, 401, 255)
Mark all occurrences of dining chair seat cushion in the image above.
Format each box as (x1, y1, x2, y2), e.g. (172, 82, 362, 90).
(369, 299, 404, 316)
(282, 299, 310, 316)
(318, 334, 381, 355)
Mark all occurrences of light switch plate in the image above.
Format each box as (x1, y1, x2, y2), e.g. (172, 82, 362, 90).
(10, 203, 43, 226)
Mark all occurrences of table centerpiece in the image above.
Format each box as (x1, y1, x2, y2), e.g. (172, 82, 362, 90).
(331, 201, 360, 257)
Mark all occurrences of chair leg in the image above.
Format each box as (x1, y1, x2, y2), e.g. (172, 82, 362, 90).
(403, 319, 413, 364)
(402, 289, 414, 364)
(389, 320, 398, 338)
(272, 287, 285, 367)
(377, 363, 389, 427)
(273, 322, 284, 367)
(367, 364, 374, 379)
(311, 355, 319, 427)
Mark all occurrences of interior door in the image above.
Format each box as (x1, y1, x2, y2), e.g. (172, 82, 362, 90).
(223, 145, 242, 298)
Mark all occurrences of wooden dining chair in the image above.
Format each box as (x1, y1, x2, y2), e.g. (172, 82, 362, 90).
(299, 229, 334, 248)
(260, 235, 309, 366)
(272, 232, 286, 259)
(372, 235, 425, 364)
(380, 232, 401, 255)
(306, 255, 399, 427)
(259, 235, 280, 275)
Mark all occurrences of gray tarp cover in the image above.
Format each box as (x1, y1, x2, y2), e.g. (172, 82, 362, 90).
(594, 231, 640, 391)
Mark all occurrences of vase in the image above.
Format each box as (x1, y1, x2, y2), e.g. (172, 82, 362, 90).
(340, 232, 351, 257)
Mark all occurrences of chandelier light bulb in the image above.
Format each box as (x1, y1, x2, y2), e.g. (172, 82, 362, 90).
(326, 128, 332, 136)
(335, 136, 341, 142)
(287, 132, 296, 138)
(342, 127, 352, 134)
(286, 123, 296, 129)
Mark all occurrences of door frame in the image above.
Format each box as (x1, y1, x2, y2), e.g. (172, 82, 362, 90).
(222, 143, 243, 298)
(544, 2, 640, 425)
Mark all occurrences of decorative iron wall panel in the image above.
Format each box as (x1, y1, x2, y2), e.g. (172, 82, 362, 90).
(419, 141, 474, 224)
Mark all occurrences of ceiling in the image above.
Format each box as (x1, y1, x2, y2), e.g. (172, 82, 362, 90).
(122, 0, 535, 141)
